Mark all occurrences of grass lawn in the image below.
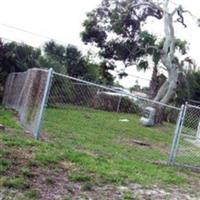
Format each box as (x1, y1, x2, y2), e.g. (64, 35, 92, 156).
(1, 105, 200, 199)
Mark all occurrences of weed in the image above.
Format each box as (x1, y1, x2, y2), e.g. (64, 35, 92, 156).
(82, 182, 93, 191)
(25, 188, 41, 199)
(0, 159, 11, 173)
(2, 177, 28, 189)
(121, 190, 135, 200)
(45, 176, 55, 185)
(69, 173, 91, 182)
(21, 167, 35, 178)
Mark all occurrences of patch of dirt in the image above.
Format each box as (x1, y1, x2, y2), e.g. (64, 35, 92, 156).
(76, 148, 111, 159)
(114, 136, 152, 149)
(27, 172, 200, 200)
(130, 139, 151, 147)
(40, 132, 50, 141)
(2, 147, 34, 178)
(1, 155, 200, 200)
(153, 142, 169, 154)
(30, 168, 70, 200)
(114, 136, 170, 155)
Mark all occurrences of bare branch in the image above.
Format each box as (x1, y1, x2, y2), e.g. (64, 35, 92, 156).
(176, 6, 187, 27)
(129, 1, 163, 12)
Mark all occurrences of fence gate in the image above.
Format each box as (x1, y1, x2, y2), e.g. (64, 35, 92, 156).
(169, 103, 200, 170)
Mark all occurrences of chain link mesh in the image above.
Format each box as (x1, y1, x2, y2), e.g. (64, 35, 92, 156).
(175, 104, 200, 168)
(42, 72, 180, 164)
(3, 68, 49, 136)
(3, 69, 183, 166)
(48, 73, 144, 115)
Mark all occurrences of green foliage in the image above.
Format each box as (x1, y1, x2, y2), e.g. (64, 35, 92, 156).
(98, 61, 115, 84)
(137, 60, 149, 71)
(45, 176, 55, 185)
(81, 182, 93, 191)
(43, 41, 114, 84)
(44, 41, 87, 77)
(1, 177, 28, 189)
(0, 39, 114, 102)
(25, 189, 41, 199)
(121, 190, 134, 200)
(83, 60, 101, 82)
(81, 0, 163, 73)
(0, 159, 12, 173)
(65, 45, 87, 77)
(187, 71, 200, 101)
(0, 40, 42, 101)
(130, 80, 141, 92)
(175, 39, 187, 55)
(44, 40, 66, 63)
(3, 41, 41, 72)
(0, 107, 20, 129)
(20, 167, 35, 178)
(93, 93, 141, 114)
(175, 71, 200, 105)
(69, 173, 91, 182)
(38, 55, 67, 74)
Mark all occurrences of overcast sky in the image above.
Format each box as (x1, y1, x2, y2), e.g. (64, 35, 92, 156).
(0, 0, 200, 88)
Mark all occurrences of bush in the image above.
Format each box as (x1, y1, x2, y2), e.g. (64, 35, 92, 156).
(92, 93, 141, 114)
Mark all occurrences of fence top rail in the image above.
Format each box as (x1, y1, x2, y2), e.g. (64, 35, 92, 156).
(187, 104, 200, 110)
(8, 68, 49, 76)
(53, 71, 181, 111)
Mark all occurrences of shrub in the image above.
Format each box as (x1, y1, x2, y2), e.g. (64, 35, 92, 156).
(92, 93, 141, 114)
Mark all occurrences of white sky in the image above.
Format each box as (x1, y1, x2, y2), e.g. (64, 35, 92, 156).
(0, 0, 200, 88)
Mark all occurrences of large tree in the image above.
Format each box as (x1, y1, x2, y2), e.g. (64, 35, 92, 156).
(82, 0, 193, 123)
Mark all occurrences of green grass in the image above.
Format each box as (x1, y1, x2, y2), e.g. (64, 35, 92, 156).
(0, 106, 20, 129)
(24, 189, 41, 199)
(0, 105, 199, 198)
(1, 177, 28, 189)
(42, 106, 181, 186)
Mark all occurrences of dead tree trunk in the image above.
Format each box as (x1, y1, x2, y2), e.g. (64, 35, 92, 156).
(154, 0, 178, 103)
(142, 0, 184, 126)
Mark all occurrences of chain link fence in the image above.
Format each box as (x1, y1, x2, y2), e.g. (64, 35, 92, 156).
(170, 103, 200, 169)
(3, 68, 189, 167)
(2, 68, 51, 138)
(43, 71, 181, 165)
(48, 72, 143, 115)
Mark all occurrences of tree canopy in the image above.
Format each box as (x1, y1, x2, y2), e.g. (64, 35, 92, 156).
(81, 0, 163, 71)
(82, 0, 193, 107)
(0, 39, 116, 101)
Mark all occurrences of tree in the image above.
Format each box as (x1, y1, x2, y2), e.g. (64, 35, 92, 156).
(0, 39, 42, 101)
(44, 41, 88, 78)
(83, 55, 114, 84)
(38, 55, 67, 74)
(175, 68, 200, 106)
(44, 41, 115, 84)
(65, 45, 87, 78)
(82, 0, 193, 124)
(130, 80, 141, 92)
(187, 71, 200, 102)
(5, 42, 41, 71)
(81, 0, 163, 71)
(44, 41, 66, 65)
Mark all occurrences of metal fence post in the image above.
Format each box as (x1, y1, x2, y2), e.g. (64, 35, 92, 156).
(34, 68, 53, 139)
(168, 103, 187, 164)
(117, 96, 122, 113)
